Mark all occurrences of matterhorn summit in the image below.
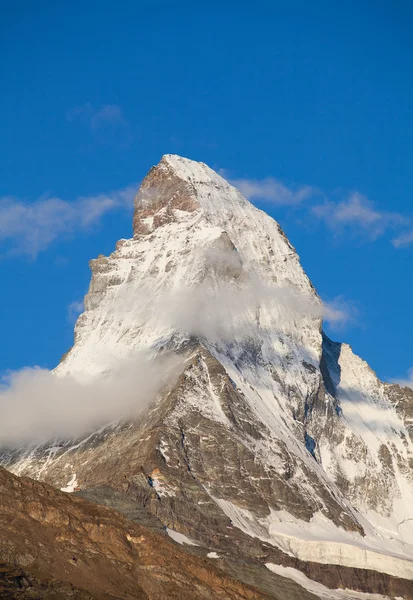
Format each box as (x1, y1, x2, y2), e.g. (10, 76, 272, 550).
(2, 155, 413, 599)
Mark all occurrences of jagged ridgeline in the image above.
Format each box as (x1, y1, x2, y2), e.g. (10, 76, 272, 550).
(2, 155, 413, 599)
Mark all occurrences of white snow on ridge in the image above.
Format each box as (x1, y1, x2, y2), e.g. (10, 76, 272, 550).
(58, 154, 321, 377)
(151, 475, 176, 498)
(265, 564, 394, 600)
(210, 496, 413, 580)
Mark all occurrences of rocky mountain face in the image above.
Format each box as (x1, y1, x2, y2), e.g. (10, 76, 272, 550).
(2, 155, 413, 599)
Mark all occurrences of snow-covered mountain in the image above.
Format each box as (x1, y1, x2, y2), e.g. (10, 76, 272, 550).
(2, 155, 413, 599)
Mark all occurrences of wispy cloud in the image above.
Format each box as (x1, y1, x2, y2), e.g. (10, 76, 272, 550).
(313, 193, 387, 239)
(67, 103, 133, 147)
(227, 174, 317, 205)
(222, 168, 412, 248)
(68, 299, 84, 323)
(312, 192, 411, 244)
(0, 185, 136, 257)
(153, 248, 358, 339)
(391, 367, 413, 389)
(392, 230, 413, 248)
(90, 105, 128, 130)
(322, 297, 358, 330)
(67, 103, 128, 128)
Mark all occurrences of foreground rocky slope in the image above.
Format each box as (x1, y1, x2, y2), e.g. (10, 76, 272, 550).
(2, 155, 413, 598)
(0, 466, 320, 600)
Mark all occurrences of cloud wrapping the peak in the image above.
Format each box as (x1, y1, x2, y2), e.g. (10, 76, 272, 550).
(0, 244, 359, 447)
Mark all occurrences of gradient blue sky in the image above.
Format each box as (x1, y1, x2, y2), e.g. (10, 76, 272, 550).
(1, 1, 412, 383)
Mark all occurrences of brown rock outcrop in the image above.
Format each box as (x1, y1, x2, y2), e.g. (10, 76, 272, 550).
(0, 466, 318, 600)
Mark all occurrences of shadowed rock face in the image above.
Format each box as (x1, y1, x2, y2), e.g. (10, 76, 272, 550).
(0, 562, 98, 600)
(2, 155, 413, 599)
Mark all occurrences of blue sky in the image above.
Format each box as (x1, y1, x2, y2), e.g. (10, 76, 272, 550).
(1, 1, 412, 383)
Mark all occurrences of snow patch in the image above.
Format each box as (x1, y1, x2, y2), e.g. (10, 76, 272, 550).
(166, 528, 199, 546)
(61, 473, 77, 493)
(265, 564, 394, 600)
(210, 496, 413, 580)
(151, 476, 176, 497)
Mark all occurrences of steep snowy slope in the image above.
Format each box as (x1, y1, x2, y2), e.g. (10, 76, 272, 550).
(2, 155, 413, 598)
(59, 154, 321, 376)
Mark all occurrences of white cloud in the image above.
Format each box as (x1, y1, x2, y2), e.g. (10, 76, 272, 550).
(68, 299, 84, 323)
(0, 353, 181, 446)
(392, 230, 413, 248)
(322, 297, 357, 330)
(228, 176, 316, 205)
(0, 185, 136, 257)
(313, 193, 384, 238)
(312, 192, 408, 242)
(153, 248, 357, 344)
(223, 170, 412, 249)
(158, 280, 320, 345)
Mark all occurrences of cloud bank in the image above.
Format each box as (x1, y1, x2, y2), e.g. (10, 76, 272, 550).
(161, 283, 352, 341)
(153, 247, 352, 342)
(0, 352, 180, 446)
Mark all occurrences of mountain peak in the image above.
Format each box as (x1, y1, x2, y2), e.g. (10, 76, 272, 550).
(4, 155, 413, 597)
(161, 154, 225, 184)
(133, 154, 248, 236)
